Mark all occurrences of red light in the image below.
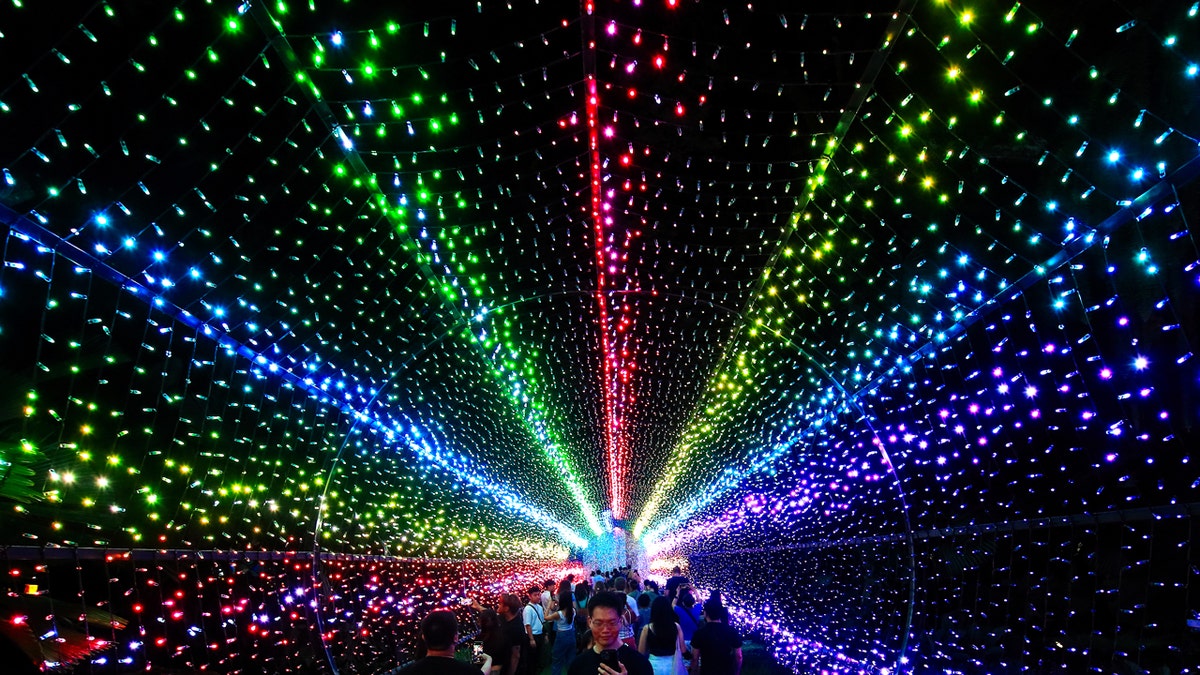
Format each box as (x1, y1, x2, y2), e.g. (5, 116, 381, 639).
(654, 55, 665, 69)
(667, 0, 678, 7)
(627, 88, 637, 99)
(620, 155, 632, 166)
(675, 103, 685, 116)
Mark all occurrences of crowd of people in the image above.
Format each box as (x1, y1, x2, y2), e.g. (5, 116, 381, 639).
(398, 566, 743, 675)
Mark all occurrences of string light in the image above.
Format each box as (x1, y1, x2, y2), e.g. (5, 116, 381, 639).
(0, 0, 1196, 674)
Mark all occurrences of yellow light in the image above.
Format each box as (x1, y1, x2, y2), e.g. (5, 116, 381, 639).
(948, 66, 960, 79)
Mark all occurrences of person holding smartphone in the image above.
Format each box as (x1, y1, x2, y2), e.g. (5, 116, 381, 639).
(567, 592, 652, 675)
(397, 609, 492, 675)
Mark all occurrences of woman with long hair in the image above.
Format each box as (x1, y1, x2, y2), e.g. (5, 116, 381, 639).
(545, 590, 577, 675)
(638, 597, 687, 675)
(477, 608, 511, 675)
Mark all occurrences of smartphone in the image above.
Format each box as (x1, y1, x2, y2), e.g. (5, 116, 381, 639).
(460, 597, 473, 606)
(472, 642, 484, 661)
(599, 649, 620, 672)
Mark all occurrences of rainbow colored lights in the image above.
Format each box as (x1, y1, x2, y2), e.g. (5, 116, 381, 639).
(1, 0, 1199, 673)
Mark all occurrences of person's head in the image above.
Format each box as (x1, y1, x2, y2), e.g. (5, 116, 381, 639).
(613, 577, 626, 592)
(650, 597, 675, 633)
(478, 608, 501, 637)
(566, 573, 576, 584)
(544, 580, 555, 591)
(557, 579, 572, 595)
(637, 593, 651, 611)
(587, 592, 627, 649)
(419, 610, 458, 652)
(679, 590, 695, 608)
(704, 603, 729, 623)
(574, 582, 590, 604)
(502, 593, 523, 618)
(595, 581, 607, 593)
(558, 589, 575, 623)
(646, 580, 658, 593)
(671, 566, 682, 575)
(528, 585, 542, 603)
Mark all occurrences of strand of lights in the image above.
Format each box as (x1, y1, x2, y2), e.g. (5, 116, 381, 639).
(0, 205, 587, 550)
(252, 1, 605, 536)
(581, 0, 630, 520)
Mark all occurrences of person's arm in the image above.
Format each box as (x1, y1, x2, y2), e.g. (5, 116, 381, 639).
(479, 653, 493, 675)
(637, 625, 649, 655)
(523, 607, 535, 644)
(733, 647, 742, 675)
(509, 645, 520, 675)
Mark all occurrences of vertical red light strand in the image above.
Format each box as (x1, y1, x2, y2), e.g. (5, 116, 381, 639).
(581, 0, 627, 519)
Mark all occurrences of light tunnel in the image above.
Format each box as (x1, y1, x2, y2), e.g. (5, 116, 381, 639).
(0, 0, 1198, 673)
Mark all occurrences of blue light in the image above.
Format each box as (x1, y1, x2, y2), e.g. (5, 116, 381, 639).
(363, 102, 373, 117)
(1107, 150, 1121, 163)
(1134, 355, 1149, 371)
(95, 214, 109, 226)
(331, 31, 344, 46)
(123, 237, 136, 249)
(152, 250, 165, 262)
(214, 307, 225, 317)
(1187, 64, 1198, 78)
(190, 267, 201, 279)
(94, 243, 108, 254)
(1131, 167, 1144, 181)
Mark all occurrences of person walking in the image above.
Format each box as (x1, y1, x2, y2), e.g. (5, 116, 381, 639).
(546, 588, 577, 675)
(637, 597, 687, 675)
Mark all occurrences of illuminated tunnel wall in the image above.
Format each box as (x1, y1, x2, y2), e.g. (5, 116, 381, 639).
(0, 0, 1197, 673)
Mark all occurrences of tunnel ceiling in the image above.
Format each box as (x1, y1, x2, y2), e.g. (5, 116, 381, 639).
(1, 0, 1198, 562)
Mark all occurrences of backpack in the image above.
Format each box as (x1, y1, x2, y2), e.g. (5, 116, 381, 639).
(573, 605, 590, 652)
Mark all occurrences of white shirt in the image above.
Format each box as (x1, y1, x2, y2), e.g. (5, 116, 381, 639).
(523, 602, 545, 636)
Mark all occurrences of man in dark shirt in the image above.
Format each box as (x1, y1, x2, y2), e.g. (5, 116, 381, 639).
(689, 604, 741, 675)
(398, 609, 491, 675)
(663, 566, 689, 597)
(568, 592, 652, 675)
(501, 594, 527, 675)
